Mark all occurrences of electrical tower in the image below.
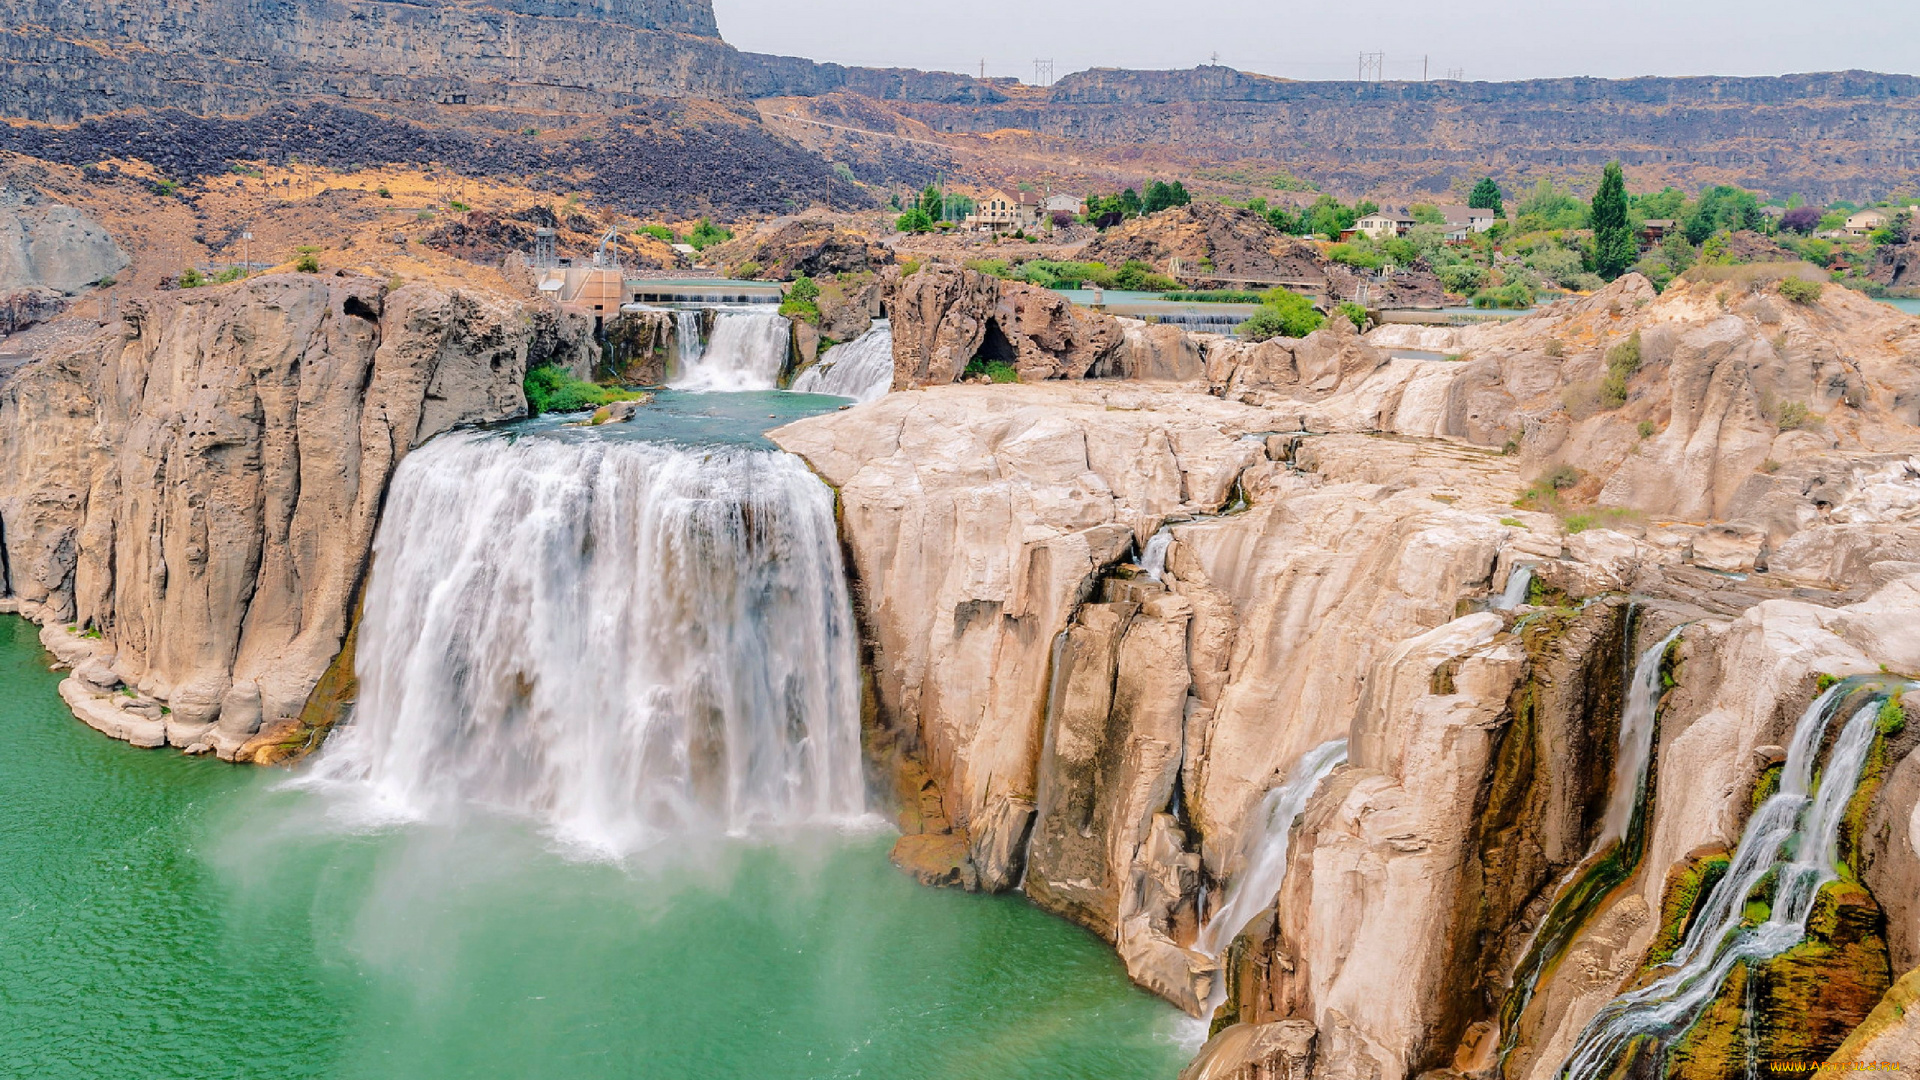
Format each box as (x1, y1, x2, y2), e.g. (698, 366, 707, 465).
(1445, 67, 1465, 81)
(1357, 52, 1384, 83)
(1033, 58, 1054, 86)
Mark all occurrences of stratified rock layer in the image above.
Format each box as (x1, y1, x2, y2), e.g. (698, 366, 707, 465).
(0, 273, 590, 759)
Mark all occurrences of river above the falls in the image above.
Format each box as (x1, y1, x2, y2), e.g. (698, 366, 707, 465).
(0, 392, 1191, 1079)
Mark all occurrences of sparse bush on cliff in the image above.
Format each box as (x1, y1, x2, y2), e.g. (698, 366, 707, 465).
(294, 254, 320, 273)
(1779, 277, 1824, 304)
(1337, 302, 1370, 331)
(1600, 331, 1642, 408)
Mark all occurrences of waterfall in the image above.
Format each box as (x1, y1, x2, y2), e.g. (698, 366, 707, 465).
(791, 321, 895, 402)
(1600, 624, 1687, 844)
(1139, 528, 1174, 583)
(1493, 564, 1535, 610)
(672, 311, 790, 392)
(1195, 740, 1349, 958)
(310, 429, 866, 856)
(1498, 621, 1685, 1061)
(675, 309, 705, 371)
(1557, 680, 1908, 1080)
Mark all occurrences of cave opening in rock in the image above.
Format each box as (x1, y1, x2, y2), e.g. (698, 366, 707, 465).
(975, 318, 1017, 367)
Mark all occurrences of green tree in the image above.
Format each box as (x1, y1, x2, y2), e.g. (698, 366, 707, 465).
(1591, 162, 1635, 281)
(895, 208, 934, 233)
(1684, 186, 1764, 245)
(1142, 181, 1175, 213)
(687, 218, 732, 250)
(1468, 177, 1504, 216)
(918, 185, 943, 222)
(1119, 188, 1142, 218)
(1169, 181, 1190, 207)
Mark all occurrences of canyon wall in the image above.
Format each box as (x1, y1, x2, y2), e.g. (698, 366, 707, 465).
(0, 272, 592, 760)
(775, 272, 1920, 1078)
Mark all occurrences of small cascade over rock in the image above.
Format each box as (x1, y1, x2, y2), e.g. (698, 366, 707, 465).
(311, 428, 865, 855)
(1557, 678, 1909, 1080)
(671, 310, 791, 392)
(791, 320, 895, 402)
(1195, 740, 1349, 958)
(675, 309, 705, 371)
(1493, 564, 1535, 610)
(1600, 623, 1688, 844)
(1139, 527, 1174, 583)
(1498, 620, 1686, 1061)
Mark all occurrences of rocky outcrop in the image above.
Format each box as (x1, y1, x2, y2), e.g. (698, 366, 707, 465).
(1870, 240, 1920, 291)
(0, 273, 588, 759)
(1079, 204, 1326, 285)
(774, 266, 1920, 1077)
(705, 219, 894, 281)
(0, 286, 65, 335)
(883, 266, 1206, 389)
(0, 185, 127, 295)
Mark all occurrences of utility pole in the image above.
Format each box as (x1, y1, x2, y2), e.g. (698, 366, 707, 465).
(1423, 55, 1428, 82)
(980, 58, 986, 80)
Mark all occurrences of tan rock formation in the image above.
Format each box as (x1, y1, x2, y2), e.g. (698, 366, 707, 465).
(0, 273, 586, 759)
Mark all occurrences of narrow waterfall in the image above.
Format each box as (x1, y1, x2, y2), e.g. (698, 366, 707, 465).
(675, 309, 706, 371)
(1498, 622, 1685, 1060)
(671, 311, 791, 392)
(311, 429, 865, 856)
(1600, 624, 1688, 844)
(791, 320, 895, 402)
(1139, 527, 1174, 583)
(1557, 679, 1908, 1080)
(1493, 564, 1535, 610)
(1195, 740, 1350, 958)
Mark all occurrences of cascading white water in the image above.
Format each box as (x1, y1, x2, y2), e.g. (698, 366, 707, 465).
(1139, 528, 1174, 583)
(1195, 740, 1350, 958)
(791, 321, 895, 403)
(1557, 681, 1906, 1080)
(671, 311, 791, 392)
(309, 429, 866, 856)
(1599, 624, 1688, 844)
(675, 310, 706, 370)
(1493, 564, 1535, 610)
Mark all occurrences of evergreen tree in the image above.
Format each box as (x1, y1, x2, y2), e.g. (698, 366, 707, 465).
(1170, 181, 1191, 207)
(1591, 162, 1635, 281)
(1469, 177, 1504, 216)
(918, 185, 943, 222)
(1120, 188, 1142, 218)
(1142, 181, 1174, 213)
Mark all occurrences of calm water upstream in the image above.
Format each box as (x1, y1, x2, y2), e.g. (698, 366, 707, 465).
(0, 613, 1189, 1079)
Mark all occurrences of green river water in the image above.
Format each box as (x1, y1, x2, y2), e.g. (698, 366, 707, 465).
(0, 612, 1188, 1079)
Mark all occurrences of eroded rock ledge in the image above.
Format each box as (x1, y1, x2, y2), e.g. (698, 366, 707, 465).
(0, 273, 592, 760)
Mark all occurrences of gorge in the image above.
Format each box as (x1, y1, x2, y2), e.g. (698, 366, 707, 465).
(5, 258, 1920, 1078)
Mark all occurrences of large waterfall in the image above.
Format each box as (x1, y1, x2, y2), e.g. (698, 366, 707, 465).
(1557, 679, 1907, 1080)
(311, 428, 866, 855)
(672, 311, 792, 392)
(791, 321, 896, 402)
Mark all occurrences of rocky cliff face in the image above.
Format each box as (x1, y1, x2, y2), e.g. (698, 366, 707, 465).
(876, 69, 1920, 200)
(0, 273, 591, 760)
(774, 275, 1920, 1078)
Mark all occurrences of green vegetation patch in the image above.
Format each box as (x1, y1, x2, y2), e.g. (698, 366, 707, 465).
(523, 364, 645, 416)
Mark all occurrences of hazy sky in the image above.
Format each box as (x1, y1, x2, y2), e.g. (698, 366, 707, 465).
(711, 0, 1920, 84)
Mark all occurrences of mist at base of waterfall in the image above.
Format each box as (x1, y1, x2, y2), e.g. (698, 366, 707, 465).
(0, 611, 1189, 1080)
